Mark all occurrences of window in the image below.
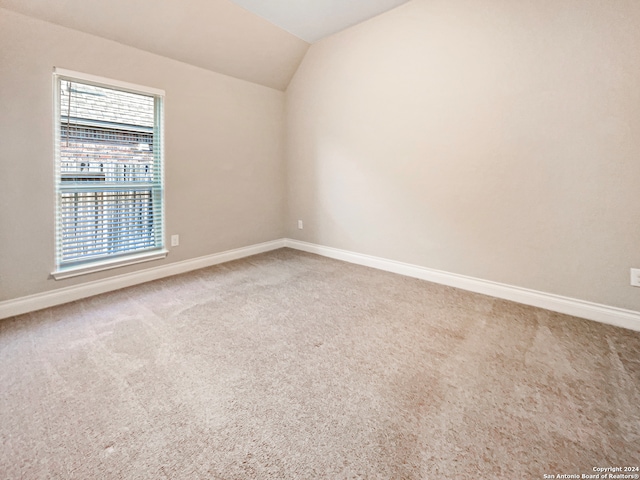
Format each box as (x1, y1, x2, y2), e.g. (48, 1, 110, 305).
(52, 69, 166, 279)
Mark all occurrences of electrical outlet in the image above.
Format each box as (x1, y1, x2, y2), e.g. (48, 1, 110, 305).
(171, 234, 180, 247)
(631, 268, 640, 287)
(297, 220, 303, 230)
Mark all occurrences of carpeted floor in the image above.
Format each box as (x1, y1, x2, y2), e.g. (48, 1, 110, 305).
(1, 248, 639, 479)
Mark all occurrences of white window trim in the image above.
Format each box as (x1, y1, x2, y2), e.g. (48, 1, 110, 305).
(51, 68, 166, 280)
(53, 68, 165, 97)
(51, 249, 169, 280)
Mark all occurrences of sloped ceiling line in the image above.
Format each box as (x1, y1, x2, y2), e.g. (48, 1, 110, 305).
(0, 0, 410, 90)
(228, 0, 411, 43)
(0, 0, 309, 90)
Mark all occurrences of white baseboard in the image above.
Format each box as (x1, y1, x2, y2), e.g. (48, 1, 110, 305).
(284, 239, 640, 332)
(0, 239, 285, 320)
(3, 237, 639, 333)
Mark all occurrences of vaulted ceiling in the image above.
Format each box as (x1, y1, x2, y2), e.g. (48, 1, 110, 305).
(229, 0, 410, 43)
(0, 0, 410, 90)
(0, 0, 308, 91)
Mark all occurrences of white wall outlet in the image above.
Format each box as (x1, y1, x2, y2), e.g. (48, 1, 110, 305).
(297, 220, 303, 230)
(631, 268, 640, 287)
(171, 234, 180, 247)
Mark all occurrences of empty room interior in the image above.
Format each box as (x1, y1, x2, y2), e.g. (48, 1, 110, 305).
(1, 0, 639, 477)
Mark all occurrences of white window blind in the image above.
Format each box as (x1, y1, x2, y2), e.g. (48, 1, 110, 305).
(54, 70, 165, 276)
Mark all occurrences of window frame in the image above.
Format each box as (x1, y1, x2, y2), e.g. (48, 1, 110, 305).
(52, 68, 167, 280)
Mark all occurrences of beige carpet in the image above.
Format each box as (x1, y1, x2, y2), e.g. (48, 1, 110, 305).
(1, 248, 639, 479)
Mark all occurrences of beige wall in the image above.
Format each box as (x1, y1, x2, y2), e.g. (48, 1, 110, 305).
(3, 1, 640, 313)
(285, 0, 640, 310)
(0, 8, 286, 301)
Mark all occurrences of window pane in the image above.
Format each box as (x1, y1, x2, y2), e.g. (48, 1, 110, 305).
(59, 190, 157, 263)
(56, 75, 163, 269)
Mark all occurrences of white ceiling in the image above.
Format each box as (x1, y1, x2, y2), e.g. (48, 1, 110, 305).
(229, 0, 411, 43)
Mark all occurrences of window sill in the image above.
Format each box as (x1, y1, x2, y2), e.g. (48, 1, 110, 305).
(52, 249, 168, 280)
